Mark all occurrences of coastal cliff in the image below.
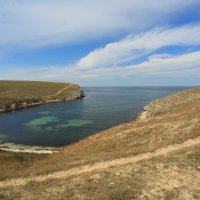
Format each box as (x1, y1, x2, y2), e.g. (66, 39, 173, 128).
(0, 81, 84, 113)
(137, 87, 200, 119)
(0, 88, 200, 199)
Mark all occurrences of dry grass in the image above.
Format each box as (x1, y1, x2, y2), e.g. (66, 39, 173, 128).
(0, 87, 200, 199)
(25, 89, 200, 176)
(1, 145, 199, 200)
(0, 150, 44, 180)
(0, 80, 81, 111)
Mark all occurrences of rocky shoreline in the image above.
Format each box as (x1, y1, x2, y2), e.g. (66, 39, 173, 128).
(0, 90, 158, 154)
(0, 143, 61, 154)
(0, 90, 85, 114)
(137, 88, 200, 120)
(3, 88, 197, 155)
(0, 89, 85, 153)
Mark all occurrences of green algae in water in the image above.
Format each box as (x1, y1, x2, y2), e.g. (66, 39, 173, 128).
(55, 119, 93, 129)
(38, 111, 55, 115)
(0, 134, 7, 141)
(28, 125, 43, 131)
(55, 124, 69, 129)
(25, 116, 60, 127)
(45, 126, 54, 131)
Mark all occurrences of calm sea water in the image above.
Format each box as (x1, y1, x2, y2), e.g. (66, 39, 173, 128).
(0, 87, 192, 147)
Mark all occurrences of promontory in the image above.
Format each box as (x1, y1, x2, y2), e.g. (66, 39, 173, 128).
(0, 87, 199, 199)
(0, 80, 84, 113)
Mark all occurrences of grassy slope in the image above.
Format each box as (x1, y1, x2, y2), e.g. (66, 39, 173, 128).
(0, 80, 81, 110)
(0, 88, 200, 199)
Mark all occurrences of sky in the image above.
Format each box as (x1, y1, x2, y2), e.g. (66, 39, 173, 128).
(0, 0, 200, 86)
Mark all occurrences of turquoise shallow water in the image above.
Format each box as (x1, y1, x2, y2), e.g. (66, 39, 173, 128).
(0, 86, 193, 147)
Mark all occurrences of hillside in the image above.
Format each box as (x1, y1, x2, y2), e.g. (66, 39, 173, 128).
(0, 81, 84, 113)
(0, 88, 200, 200)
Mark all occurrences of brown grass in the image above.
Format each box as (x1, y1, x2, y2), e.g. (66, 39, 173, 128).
(0, 80, 81, 110)
(0, 150, 45, 180)
(0, 87, 200, 199)
(1, 145, 199, 199)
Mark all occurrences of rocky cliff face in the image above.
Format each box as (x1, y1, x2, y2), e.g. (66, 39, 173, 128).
(0, 87, 200, 199)
(0, 81, 84, 113)
(137, 88, 200, 120)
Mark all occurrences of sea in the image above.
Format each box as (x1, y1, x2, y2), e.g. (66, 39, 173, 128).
(0, 86, 193, 147)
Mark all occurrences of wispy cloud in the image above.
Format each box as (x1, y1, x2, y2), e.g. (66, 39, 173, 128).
(77, 51, 200, 78)
(1, 1, 200, 86)
(78, 24, 200, 68)
(2, 51, 200, 86)
(0, 0, 199, 48)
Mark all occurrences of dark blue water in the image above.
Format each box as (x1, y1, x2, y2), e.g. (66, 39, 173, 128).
(0, 87, 192, 147)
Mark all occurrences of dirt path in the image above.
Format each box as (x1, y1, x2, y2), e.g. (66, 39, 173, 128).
(1, 136, 200, 188)
(47, 83, 74, 98)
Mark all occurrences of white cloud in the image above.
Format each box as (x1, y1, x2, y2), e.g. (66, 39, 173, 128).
(79, 51, 200, 79)
(78, 24, 200, 68)
(0, 0, 199, 48)
(2, 51, 200, 86)
(1, 0, 200, 86)
(125, 51, 200, 75)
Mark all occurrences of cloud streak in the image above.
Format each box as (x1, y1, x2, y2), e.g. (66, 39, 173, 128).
(1, 1, 200, 86)
(0, 0, 199, 48)
(78, 24, 200, 68)
(2, 51, 200, 86)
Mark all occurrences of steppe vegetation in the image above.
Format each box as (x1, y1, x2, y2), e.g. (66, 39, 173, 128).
(0, 81, 83, 112)
(0, 88, 199, 199)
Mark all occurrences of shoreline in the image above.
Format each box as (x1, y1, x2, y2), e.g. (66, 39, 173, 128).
(0, 143, 62, 154)
(0, 95, 145, 155)
(1, 87, 198, 154)
(0, 95, 84, 114)
(0, 104, 144, 155)
(0, 81, 85, 153)
(0, 97, 84, 154)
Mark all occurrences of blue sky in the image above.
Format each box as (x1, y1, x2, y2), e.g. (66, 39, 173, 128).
(0, 0, 200, 86)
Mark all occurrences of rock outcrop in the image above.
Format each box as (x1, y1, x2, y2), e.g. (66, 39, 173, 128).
(137, 88, 200, 120)
(0, 87, 200, 199)
(0, 81, 84, 113)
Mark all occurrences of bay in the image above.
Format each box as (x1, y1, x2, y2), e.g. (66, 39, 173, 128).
(0, 86, 192, 147)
